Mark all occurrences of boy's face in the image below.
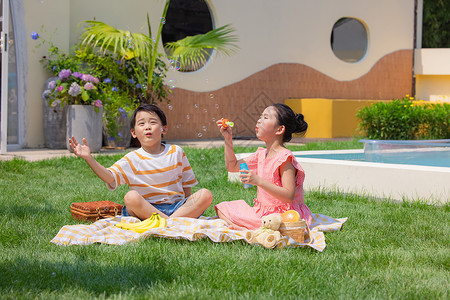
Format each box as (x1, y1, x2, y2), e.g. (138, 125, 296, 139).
(131, 111, 167, 147)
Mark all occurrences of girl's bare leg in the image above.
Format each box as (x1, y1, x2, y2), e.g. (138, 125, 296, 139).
(216, 210, 247, 231)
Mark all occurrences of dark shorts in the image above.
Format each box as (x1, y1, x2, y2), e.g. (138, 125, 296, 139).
(121, 197, 188, 218)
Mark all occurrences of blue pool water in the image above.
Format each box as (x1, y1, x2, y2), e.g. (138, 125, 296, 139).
(295, 139, 450, 168)
(295, 151, 450, 167)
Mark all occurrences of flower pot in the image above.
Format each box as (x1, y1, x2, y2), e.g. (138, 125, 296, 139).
(102, 115, 132, 149)
(43, 100, 67, 149)
(43, 78, 67, 149)
(66, 105, 103, 152)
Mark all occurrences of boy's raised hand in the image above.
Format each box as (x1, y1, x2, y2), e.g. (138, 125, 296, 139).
(69, 136, 91, 159)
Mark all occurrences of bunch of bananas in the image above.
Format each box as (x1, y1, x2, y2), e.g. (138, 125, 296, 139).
(115, 212, 167, 233)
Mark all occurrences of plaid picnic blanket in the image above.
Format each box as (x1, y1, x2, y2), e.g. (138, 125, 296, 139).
(51, 213, 347, 251)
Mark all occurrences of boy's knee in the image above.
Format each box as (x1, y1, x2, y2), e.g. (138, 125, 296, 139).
(124, 190, 141, 206)
(198, 188, 213, 205)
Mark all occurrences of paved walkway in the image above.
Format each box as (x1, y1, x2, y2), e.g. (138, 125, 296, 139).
(0, 137, 352, 162)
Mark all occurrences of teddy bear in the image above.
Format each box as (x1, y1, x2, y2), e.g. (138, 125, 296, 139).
(245, 213, 283, 248)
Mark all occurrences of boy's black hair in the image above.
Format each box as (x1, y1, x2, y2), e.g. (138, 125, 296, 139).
(271, 103, 308, 142)
(130, 103, 167, 129)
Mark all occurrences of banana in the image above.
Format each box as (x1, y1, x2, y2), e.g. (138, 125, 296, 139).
(115, 213, 157, 230)
(158, 215, 167, 228)
(115, 212, 167, 233)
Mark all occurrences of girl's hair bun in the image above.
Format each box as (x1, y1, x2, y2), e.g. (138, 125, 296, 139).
(295, 113, 308, 135)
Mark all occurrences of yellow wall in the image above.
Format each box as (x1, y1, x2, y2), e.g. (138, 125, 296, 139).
(285, 98, 388, 138)
(415, 75, 450, 101)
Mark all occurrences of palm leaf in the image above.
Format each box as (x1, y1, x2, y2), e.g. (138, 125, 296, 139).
(164, 24, 239, 69)
(80, 21, 152, 59)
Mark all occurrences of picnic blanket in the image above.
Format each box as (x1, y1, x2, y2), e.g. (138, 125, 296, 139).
(51, 213, 347, 252)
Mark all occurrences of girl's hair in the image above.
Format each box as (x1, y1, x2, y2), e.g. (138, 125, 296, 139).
(130, 103, 167, 128)
(271, 103, 308, 142)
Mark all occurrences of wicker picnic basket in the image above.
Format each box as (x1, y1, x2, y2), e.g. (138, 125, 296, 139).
(278, 219, 310, 243)
(70, 200, 123, 222)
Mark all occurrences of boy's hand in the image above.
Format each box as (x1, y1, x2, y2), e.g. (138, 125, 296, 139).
(216, 118, 233, 139)
(69, 136, 91, 159)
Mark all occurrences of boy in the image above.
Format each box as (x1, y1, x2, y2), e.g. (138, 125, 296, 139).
(69, 103, 212, 219)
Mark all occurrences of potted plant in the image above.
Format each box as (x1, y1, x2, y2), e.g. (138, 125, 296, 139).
(43, 66, 104, 152)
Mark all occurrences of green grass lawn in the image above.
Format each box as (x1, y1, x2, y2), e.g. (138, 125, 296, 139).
(0, 139, 448, 299)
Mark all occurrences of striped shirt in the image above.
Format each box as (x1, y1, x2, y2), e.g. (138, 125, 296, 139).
(106, 144, 198, 204)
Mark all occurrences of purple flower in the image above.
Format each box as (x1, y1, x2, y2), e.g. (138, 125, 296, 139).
(104, 78, 111, 84)
(58, 69, 71, 80)
(81, 74, 99, 84)
(68, 82, 81, 96)
(118, 107, 126, 114)
(128, 79, 135, 84)
(93, 99, 103, 107)
(42, 90, 51, 100)
(72, 72, 82, 78)
(48, 80, 56, 90)
(112, 87, 118, 92)
(57, 85, 64, 92)
(136, 83, 141, 89)
(52, 66, 56, 72)
(31, 32, 39, 40)
(84, 82, 95, 90)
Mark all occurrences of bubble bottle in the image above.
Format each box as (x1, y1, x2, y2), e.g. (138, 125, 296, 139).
(239, 162, 253, 189)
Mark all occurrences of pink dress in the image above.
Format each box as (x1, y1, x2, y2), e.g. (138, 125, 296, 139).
(215, 147, 312, 230)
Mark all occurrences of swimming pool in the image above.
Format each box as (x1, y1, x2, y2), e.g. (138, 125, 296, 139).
(295, 139, 450, 168)
(294, 149, 450, 167)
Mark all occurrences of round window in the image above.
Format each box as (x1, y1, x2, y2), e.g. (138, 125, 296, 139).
(331, 18, 368, 63)
(161, 0, 214, 72)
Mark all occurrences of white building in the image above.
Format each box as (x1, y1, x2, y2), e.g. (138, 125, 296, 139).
(1, 0, 448, 150)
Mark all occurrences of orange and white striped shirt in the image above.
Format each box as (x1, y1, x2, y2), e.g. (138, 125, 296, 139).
(106, 144, 198, 204)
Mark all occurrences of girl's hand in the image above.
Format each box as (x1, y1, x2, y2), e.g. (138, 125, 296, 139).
(216, 118, 233, 139)
(239, 169, 259, 186)
(69, 136, 91, 160)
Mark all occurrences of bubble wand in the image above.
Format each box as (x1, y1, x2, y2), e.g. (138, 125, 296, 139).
(221, 118, 234, 128)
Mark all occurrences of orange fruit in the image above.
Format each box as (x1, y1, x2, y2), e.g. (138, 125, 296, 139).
(281, 210, 300, 222)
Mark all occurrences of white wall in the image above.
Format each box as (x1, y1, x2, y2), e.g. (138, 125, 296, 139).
(23, 0, 71, 147)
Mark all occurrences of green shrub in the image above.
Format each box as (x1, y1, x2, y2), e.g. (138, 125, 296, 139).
(357, 97, 450, 140)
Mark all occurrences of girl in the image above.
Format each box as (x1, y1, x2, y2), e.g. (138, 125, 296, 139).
(215, 103, 311, 230)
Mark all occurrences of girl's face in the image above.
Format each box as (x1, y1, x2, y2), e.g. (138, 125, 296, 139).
(255, 106, 283, 141)
(131, 111, 167, 149)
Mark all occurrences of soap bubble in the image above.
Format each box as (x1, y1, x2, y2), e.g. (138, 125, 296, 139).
(167, 79, 176, 89)
(169, 59, 181, 71)
(161, 18, 166, 24)
(194, 104, 198, 109)
(201, 154, 205, 160)
(215, 104, 219, 109)
(186, 114, 190, 120)
(212, 117, 216, 122)
(168, 104, 173, 110)
(197, 133, 203, 138)
(209, 93, 215, 99)
(202, 126, 207, 131)
(203, 108, 207, 113)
